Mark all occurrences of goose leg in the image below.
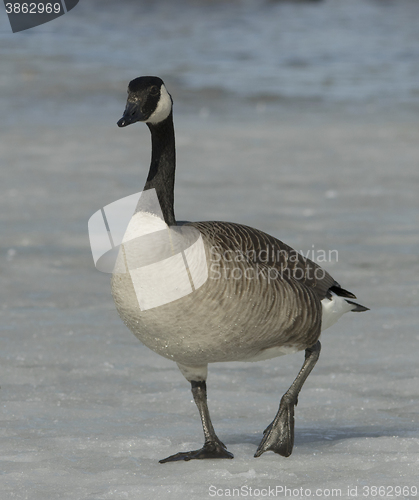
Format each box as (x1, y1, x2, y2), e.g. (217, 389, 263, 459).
(255, 340, 321, 458)
(159, 380, 234, 463)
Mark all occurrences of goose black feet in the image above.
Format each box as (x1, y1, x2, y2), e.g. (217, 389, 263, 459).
(159, 379, 234, 463)
(159, 439, 234, 463)
(254, 341, 321, 459)
(254, 396, 295, 458)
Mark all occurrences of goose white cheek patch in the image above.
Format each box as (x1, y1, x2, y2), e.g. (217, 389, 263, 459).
(146, 85, 172, 124)
(88, 189, 208, 310)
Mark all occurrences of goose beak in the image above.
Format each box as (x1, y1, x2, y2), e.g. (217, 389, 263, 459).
(117, 102, 146, 127)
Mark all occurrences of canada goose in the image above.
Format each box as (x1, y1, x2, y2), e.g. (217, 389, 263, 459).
(111, 76, 368, 463)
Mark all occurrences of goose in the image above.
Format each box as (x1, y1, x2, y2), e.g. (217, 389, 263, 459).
(111, 76, 368, 463)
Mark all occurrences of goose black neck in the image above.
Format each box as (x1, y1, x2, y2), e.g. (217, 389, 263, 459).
(143, 111, 176, 226)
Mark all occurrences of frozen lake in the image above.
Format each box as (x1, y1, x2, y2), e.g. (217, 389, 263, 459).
(1, 1, 418, 498)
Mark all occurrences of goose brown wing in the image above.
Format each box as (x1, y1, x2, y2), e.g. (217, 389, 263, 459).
(190, 221, 338, 301)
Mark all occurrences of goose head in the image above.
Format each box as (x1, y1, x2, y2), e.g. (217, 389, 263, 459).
(117, 76, 173, 128)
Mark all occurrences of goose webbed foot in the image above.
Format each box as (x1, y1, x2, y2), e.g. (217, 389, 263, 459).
(254, 396, 295, 458)
(159, 378, 234, 463)
(254, 341, 321, 459)
(159, 439, 234, 463)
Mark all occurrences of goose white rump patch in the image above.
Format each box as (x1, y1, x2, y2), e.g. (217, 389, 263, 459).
(321, 291, 355, 331)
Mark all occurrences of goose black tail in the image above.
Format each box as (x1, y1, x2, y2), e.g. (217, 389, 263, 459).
(329, 285, 356, 299)
(329, 285, 369, 312)
(345, 300, 370, 313)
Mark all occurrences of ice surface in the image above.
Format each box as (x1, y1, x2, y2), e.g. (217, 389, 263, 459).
(1, 1, 419, 499)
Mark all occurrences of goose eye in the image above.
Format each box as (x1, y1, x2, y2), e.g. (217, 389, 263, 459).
(150, 85, 159, 96)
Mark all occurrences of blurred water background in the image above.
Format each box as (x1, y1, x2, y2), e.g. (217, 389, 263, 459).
(2, 0, 419, 125)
